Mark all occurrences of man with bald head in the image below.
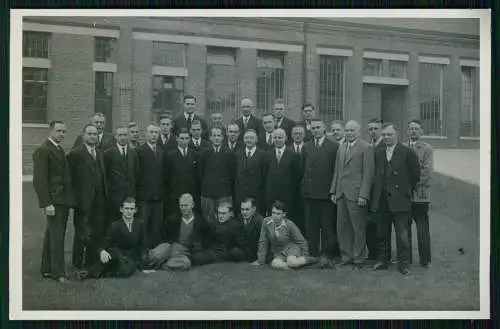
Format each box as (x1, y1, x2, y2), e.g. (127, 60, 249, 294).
(235, 98, 263, 141)
(263, 129, 300, 217)
(330, 120, 374, 269)
(135, 124, 165, 247)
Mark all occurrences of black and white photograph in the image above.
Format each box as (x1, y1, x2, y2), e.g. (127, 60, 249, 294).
(9, 9, 490, 320)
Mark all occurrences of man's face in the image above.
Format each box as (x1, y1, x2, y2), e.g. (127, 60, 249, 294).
(120, 202, 137, 220)
(262, 116, 275, 133)
(331, 123, 345, 141)
(83, 126, 98, 145)
(179, 198, 194, 216)
(344, 122, 360, 143)
(177, 132, 191, 148)
(190, 124, 202, 139)
(292, 127, 305, 144)
(129, 126, 139, 141)
(227, 125, 240, 142)
(183, 97, 196, 114)
(115, 128, 129, 146)
(311, 121, 326, 138)
(50, 123, 66, 143)
(241, 99, 253, 116)
(92, 116, 106, 134)
(244, 132, 257, 148)
(273, 132, 286, 148)
(217, 206, 232, 223)
(407, 122, 423, 140)
(273, 103, 285, 119)
(381, 126, 398, 146)
(211, 113, 223, 126)
(159, 118, 172, 135)
(368, 122, 382, 140)
(210, 129, 223, 146)
(302, 106, 314, 120)
(240, 201, 256, 220)
(146, 126, 159, 144)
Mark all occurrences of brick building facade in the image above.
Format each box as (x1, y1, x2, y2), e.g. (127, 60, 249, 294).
(21, 17, 480, 174)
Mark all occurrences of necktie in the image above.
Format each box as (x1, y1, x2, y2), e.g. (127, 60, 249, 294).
(243, 118, 248, 129)
(247, 149, 251, 158)
(315, 139, 319, 148)
(295, 145, 299, 153)
(230, 143, 234, 151)
(91, 147, 97, 160)
(267, 134, 272, 145)
(98, 135, 102, 144)
(277, 149, 282, 162)
(152, 145, 156, 155)
(386, 147, 393, 162)
(344, 143, 350, 163)
(183, 148, 187, 156)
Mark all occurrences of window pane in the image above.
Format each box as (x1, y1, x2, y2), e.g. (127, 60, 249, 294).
(319, 55, 346, 122)
(22, 67, 48, 124)
(94, 37, 116, 62)
(256, 51, 285, 115)
(388, 60, 407, 78)
(206, 48, 237, 121)
(363, 59, 383, 76)
(460, 66, 479, 137)
(152, 42, 186, 67)
(152, 75, 184, 117)
(23, 31, 50, 58)
(419, 63, 445, 136)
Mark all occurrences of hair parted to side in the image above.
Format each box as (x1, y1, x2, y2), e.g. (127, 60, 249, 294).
(408, 119, 423, 126)
(302, 103, 315, 111)
(183, 94, 196, 102)
(121, 197, 136, 206)
(272, 200, 287, 213)
(82, 123, 97, 133)
(218, 202, 234, 213)
(177, 127, 191, 137)
(49, 120, 65, 129)
(382, 122, 398, 131)
(242, 197, 257, 208)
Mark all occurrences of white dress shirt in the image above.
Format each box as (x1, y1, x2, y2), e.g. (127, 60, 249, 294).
(386, 144, 396, 162)
(245, 146, 257, 158)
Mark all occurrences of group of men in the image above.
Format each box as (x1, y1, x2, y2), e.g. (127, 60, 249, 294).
(32, 94, 434, 283)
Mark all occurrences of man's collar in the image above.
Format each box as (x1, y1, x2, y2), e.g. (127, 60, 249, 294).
(184, 112, 193, 120)
(315, 135, 326, 144)
(47, 137, 59, 147)
(117, 143, 127, 149)
(182, 215, 195, 225)
(246, 146, 256, 152)
(147, 142, 156, 148)
(123, 217, 134, 226)
(294, 141, 304, 147)
(178, 146, 187, 153)
(275, 146, 286, 152)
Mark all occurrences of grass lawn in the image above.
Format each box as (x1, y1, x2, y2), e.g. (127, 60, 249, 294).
(20, 174, 480, 311)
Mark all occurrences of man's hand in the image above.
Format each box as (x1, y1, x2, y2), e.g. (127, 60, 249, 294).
(357, 197, 367, 207)
(251, 260, 261, 267)
(45, 204, 55, 217)
(100, 250, 112, 264)
(330, 195, 337, 204)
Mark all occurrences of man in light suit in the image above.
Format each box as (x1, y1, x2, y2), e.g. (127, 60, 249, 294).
(330, 120, 374, 269)
(405, 119, 434, 268)
(370, 123, 420, 276)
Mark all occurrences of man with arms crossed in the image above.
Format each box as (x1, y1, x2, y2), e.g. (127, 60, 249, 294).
(32, 120, 73, 283)
(330, 120, 374, 269)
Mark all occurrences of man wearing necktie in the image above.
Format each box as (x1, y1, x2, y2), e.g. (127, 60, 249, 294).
(135, 124, 164, 248)
(301, 119, 340, 268)
(272, 98, 295, 145)
(157, 114, 177, 153)
(128, 122, 141, 149)
(330, 121, 374, 269)
(189, 120, 209, 152)
(173, 95, 209, 139)
(224, 123, 243, 153)
(72, 113, 115, 152)
(370, 123, 420, 276)
(32, 120, 74, 283)
(235, 98, 263, 142)
(330, 120, 346, 145)
(67, 124, 108, 271)
(103, 126, 137, 224)
(405, 119, 434, 268)
(257, 113, 275, 151)
(198, 127, 235, 223)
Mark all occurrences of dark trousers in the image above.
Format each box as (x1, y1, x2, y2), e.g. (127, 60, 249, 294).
(366, 217, 379, 260)
(410, 202, 431, 265)
(88, 249, 140, 278)
(304, 198, 338, 258)
(73, 195, 106, 269)
(376, 195, 411, 269)
(41, 205, 69, 278)
(140, 200, 164, 248)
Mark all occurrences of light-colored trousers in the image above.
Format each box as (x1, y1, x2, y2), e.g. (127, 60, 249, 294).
(148, 242, 191, 271)
(337, 197, 368, 263)
(200, 196, 233, 223)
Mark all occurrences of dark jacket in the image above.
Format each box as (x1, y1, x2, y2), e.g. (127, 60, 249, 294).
(188, 138, 210, 153)
(301, 138, 339, 200)
(234, 148, 266, 200)
(67, 144, 107, 211)
(100, 218, 148, 262)
(164, 147, 199, 201)
(135, 143, 164, 201)
(257, 131, 275, 152)
(198, 146, 235, 199)
(370, 143, 421, 213)
(222, 140, 243, 154)
(263, 148, 300, 202)
(236, 213, 264, 261)
(32, 139, 73, 208)
(275, 117, 296, 144)
(103, 145, 137, 210)
(173, 113, 209, 139)
(163, 212, 210, 251)
(234, 115, 263, 141)
(202, 218, 245, 257)
(156, 133, 177, 153)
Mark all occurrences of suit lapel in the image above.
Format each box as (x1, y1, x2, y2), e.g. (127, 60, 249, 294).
(46, 140, 65, 164)
(344, 142, 361, 167)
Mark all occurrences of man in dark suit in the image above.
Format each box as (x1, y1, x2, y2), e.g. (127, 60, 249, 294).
(72, 113, 114, 151)
(257, 113, 275, 151)
(135, 124, 164, 248)
(263, 129, 300, 218)
(234, 98, 263, 141)
(287, 125, 307, 232)
(330, 120, 374, 269)
(301, 119, 340, 268)
(128, 122, 141, 149)
(370, 123, 420, 276)
(164, 128, 200, 218)
(199, 127, 235, 223)
(157, 114, 177, 152)
(223, 123, 243, 153)
(103, 126, 137, 222)
(209, 112, 227, 140)
(273, 98, 295, 145)
(189, 120, 210, 153)
(299, 103, 315, 142)
(173, 95, 209, 139)
(32, 120, 73, 283)
(235, 198, 265, 262)
(67, 124, 108, 270)
(234, 129, 266, 216)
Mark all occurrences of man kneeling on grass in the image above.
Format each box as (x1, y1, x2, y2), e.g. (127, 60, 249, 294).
(146, 193, 209, 271)
(252, 201, 317, 270)
(190, 202, 247, 265)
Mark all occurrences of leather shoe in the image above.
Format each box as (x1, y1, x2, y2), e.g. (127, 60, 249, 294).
(41, 272, 52, 279)
(54, 276, 70, 284)
(420, 262, 431, 268)
(399, 267, 411, 276)
(371, 262, 389, 270)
